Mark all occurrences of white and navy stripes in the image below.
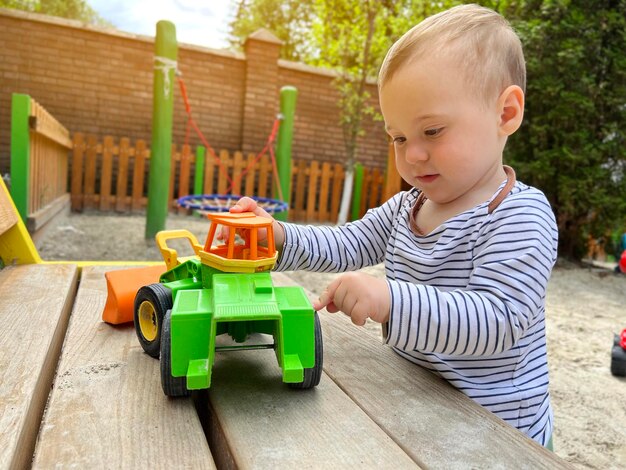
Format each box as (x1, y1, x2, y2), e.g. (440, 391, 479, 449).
(276, 179, 558, 446)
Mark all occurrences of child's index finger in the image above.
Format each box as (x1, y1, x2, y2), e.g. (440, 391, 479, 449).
(313, 277, 341, 311)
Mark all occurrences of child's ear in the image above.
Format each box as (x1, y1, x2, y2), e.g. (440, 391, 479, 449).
(498, 85, 524, 136)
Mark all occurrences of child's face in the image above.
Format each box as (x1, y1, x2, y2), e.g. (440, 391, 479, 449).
(380, 57, 508, 208)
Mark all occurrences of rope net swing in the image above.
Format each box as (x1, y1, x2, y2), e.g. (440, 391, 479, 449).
(175, 76, 288, 214)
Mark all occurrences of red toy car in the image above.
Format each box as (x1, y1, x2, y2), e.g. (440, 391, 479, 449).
(611, 329, 626, 377)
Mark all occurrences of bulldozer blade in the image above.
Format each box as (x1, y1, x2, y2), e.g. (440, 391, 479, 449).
(102, 264, 165, 325)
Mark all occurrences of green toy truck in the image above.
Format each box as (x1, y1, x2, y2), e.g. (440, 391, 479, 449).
(133, 212, 323, 397)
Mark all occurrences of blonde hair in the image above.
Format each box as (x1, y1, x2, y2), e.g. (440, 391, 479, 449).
(378, 4, 526, 103)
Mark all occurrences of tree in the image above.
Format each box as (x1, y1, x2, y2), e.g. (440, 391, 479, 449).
(229, 0, 441, 224)
(228, 0, 313, 61)
(0, 0, 111, 26)
(506, 0, 626, 258)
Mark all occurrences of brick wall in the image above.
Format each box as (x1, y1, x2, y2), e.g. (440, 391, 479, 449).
(0, 8, 388, 176)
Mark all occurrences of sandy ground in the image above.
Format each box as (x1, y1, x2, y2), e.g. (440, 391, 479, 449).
(37, 211, 626, 469)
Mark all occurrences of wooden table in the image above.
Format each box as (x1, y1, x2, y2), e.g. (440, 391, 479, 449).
(0, 263, 571, 469)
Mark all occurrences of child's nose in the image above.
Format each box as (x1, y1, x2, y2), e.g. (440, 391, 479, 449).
(404, 143, 428, 164)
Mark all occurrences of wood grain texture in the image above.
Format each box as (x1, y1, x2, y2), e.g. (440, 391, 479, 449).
(0, 180, 18, 236)
(271, 272, 572, 469)
(32, 266, 215, 469)
(0, 264, 78, 470)
(204, 338, 420, 469)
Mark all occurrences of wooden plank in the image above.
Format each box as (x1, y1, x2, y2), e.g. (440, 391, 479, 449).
(116, 138, 130, 212)
(330, 163, 344, 223)
(83, 135, 98, 210)
(0, 264, 79, 470)
(384, 141, 401, 202)
(26, 193, 70, 233)
(231, 151, 244, 195)
(179, 144, 191, 199)
(203, 150, 216, 195)
(369, 168, 382, 210)
(257, 155, 270, 198)
(203, 329, 419, 467)
(306, 160, 320, 222)
(318, 162, 331, 222)
(28, 100, 72, 149)
(99, 136, 114, 211)
(131, 139, 146, 212)
(70, 133, 85, 211)
(272, 273, 570, 469)
(32, 266, 216, 469)
(217, 150, 229, 195)
(0, 179, 19, 235)
(293, 160, 307, 221)
(244, 153, 256, 196)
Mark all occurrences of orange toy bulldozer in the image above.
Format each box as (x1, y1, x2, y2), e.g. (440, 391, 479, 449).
(102, 264, 165, 324)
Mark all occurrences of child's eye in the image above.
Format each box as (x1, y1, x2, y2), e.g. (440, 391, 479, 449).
(392, 136, 406, 145)
(425, 127, 444, 137)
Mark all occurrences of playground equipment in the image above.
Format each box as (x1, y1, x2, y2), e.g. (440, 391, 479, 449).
(611, 329, 626, 377)
(146, 21, 295, 238)
(132, 211, 322, 396)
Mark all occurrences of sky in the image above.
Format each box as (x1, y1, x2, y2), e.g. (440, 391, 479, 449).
(86, 0, 236, 49)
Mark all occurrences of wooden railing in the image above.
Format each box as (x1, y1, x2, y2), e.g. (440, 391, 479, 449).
(10, 94, 72, 231)
(70, 134, 386, 223)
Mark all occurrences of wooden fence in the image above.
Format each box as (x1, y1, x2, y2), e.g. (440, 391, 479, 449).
(70, 134, 387, 223)
(10, 94, 71, 231)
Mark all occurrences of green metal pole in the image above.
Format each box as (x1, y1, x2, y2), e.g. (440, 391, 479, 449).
(146, 20, 177, 239)
(10, 93, 31, 223)
(274, 86, 297, 222)
(194, 146, 205, 195)
(351, 163, 364, 221)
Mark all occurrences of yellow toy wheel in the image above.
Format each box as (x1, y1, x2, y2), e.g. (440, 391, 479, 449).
(133, 283, 172, 358)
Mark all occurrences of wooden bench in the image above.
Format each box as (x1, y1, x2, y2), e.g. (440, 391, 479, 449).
(0, 178, 571, 469)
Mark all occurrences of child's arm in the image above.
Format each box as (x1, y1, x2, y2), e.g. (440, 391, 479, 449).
(382, 199, 558, 357)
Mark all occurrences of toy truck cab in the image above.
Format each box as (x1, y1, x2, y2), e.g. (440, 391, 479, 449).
(133, 212, 322, 396)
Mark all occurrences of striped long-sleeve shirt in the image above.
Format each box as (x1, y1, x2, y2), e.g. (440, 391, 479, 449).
(275, 178, 559, 446)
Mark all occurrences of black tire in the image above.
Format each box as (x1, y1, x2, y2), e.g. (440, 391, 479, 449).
(611, 344, 626, 377)
(289, 312, 323, 389)
(161, 310, 191, 397)
(134, 283, 172, 358)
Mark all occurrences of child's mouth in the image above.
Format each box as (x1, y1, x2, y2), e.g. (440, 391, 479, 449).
(417, 174, 439, 183)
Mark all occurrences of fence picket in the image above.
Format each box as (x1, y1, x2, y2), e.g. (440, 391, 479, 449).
(258, 155, 270, 198)
(116, 138, 131, 212)
(244, 153, 256, 196)
(71, 133, 84, 210)
(203, 150, 215, 195)
(217, 150, 229, 195)
(100, 136, 114, 211)
(83, 135, 98, 209)
(307, 161, 320, 222)
(67, 134, 385, 222)
(232, 151, 244, 196)
(330, 163, 344, 223)
(132, 140, 147, 212)
(319, 162, 331, 222)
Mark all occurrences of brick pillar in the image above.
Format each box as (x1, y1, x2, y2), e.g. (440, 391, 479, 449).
(242, 29, 283, 154)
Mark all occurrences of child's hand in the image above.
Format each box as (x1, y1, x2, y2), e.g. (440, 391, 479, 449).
(313, 273, 390, 326)
(216, 197, 285, 247)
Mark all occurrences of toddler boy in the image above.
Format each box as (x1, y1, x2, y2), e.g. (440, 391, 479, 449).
(228, 4, 558, 447)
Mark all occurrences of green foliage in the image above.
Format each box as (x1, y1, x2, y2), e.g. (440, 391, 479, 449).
(0, 0, 111, 26)
(231, 0, 626, 256)
(228, 0, 313, 61)
(506, 0, 626, 258)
